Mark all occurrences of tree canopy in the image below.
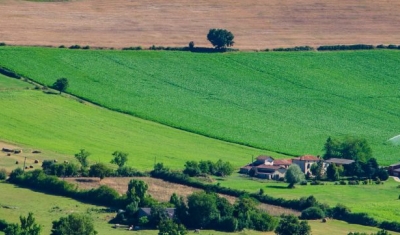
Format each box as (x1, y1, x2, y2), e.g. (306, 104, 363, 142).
(275, 214, 311, 235)
(323, 136, 372, 162)
(110, 151, 128, 168)
(4, 212, 41, 235)
(52, 78, 69, 94)
(51, 213, 97, 235)
(207, 28, 234, 49)
(285, 164, 305, 188)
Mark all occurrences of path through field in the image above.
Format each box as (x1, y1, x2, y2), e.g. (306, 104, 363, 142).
(1, 0, 400, 49)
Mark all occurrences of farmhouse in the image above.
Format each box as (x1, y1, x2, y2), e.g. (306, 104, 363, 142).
(253, 165, 286, 180)
(388, 162, 400, 177)
(325, 158, 355, 166)
(292, 155, 321, 175)
(138, 208, 176, 220)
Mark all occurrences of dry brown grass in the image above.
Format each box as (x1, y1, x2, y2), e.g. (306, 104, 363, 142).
(0, 0, 399, 49)
(65, 177, 300, 216)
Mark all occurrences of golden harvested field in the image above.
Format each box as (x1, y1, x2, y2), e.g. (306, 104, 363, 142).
(64, 177, 300, 216)
(1, 0, 399, 49)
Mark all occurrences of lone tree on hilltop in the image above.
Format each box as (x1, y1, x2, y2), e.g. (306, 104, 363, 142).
(52, 78, 69, 94)
(207, 28, 234, 49)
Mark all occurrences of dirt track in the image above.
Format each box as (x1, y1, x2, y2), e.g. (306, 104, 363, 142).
(1, 0, 400, 49)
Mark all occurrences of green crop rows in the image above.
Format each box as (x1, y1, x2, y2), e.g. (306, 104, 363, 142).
(0, 47, 399, 165)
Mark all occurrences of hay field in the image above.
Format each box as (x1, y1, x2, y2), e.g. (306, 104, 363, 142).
(0, 0, 400, 49)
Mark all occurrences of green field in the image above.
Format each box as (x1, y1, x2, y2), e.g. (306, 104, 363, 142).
(0, 74, 278, 170)
(214, 174, 400, 222)
(0, 47, 399, 165)
(1, 181, 398, 235)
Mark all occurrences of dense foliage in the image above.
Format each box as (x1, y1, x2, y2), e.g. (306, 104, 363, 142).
(51, 213, 97, 235)
(207, 28, 234, 49)
(4, 213, 41, 235)
(183, 159, 234, 177)
(275, 214, 311, 235)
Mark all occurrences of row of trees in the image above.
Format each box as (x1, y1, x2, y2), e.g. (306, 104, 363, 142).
(183, 159, 234, 177)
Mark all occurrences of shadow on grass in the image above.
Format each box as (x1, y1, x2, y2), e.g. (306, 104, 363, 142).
(266, 185, 289, 189)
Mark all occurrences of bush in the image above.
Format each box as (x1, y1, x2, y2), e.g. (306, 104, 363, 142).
(218, 216, 238, 232)
(59, 45, 66, 48)
(301, 206, 325, 220)
(340, 180, 347, 185)
(380, 221, 400, 232)
(0, 168, 7, 180)
(387, 44, 397, 49)
(317, 44, 374, 51)
(0, 219, 8, 231)
(272, 46, 314, 51)
(115, 166, 148, 177)
(0, 42, 6, 46)
(300, 180, 308, 185)
(82, 45, 90, 50)
(348, 180, 359, 185)
(69, 45, 81, 49)
(122, 46, 142, 50)
(376, 44, 386, 49)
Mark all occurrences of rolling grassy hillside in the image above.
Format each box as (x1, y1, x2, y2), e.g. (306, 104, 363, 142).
(0, 74, 272, 170)
(0, 47, 399, 165)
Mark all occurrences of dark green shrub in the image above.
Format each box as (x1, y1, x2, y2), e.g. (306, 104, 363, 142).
(301, 206, 325, 219)
(0, 42, 6, 46)
(317, 44, 374, 51)
(59, 45, 65, 48)
(340, 180, 347, 185)
(273, 46, 314, 51)
(82, 45, 90, 50)
(69, 45, 81, 49)
(300, 180, 308, 185)
(387, 44, 397, 49)
(0, 219, 8, 231)
(376, 44, 386, 49)
(122, 46, 142, 50)
(0, 168, 6, 180)
(380, 221, 400, 232)
(218, 216, 238, 232)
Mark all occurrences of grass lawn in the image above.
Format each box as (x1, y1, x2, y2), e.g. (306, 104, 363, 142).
(1, 181, 398, 235)
(0, 47, 399, 165)
(214, 174, 400, 222)
(0, 74, 281, 171)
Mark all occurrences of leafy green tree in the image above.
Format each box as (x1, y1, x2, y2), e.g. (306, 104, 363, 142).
(275, 214, 311, 235)
(51, 213, 97, 235)
(285, 165, 305, 188)
(187, 192, 219, 228)
(0, 168, 6, 180)
(207, 28, 234, 49)
(89, 163, 112, 180)
(326, 163, 340, 181)
(5, 212, 41, 235)
(127, 179, 148, 205)
(157, 219, 187, 235)
(149, 204, 169, 227)
(74, 149, 90, 175)
(215, 159, 234, 177)
(310, 161, 324, 180)
(323, 136, 340, 160)
(52, 78, 69, 94)
(183, 161, 201, 177)
(110, 151, 128, 168)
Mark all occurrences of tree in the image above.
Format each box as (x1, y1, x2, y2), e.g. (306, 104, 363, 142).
(110, 151, 128, 168)
(52, 78, 69, 94)
(285, 165, 305, 188)
(183, 161, 201, 177)
(4, 212, 41, 235)
(158, 219, 187, 235)
(89, 163, 112, 180)
(207, 28, 234, 49)
(310, 161, 324, 180)
(51, 213, 97, 235)
(326, 163, 340, 181)
(74, 149, 90, 175)
(187, 192, 219, 228)
(275, 214, 311, 235)
(127, 179, 148, 205)
(323, 136, 340, 160)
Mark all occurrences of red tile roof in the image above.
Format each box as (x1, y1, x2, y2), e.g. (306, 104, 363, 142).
(274, 159, 292, 165)
(296, 155, 320, 161)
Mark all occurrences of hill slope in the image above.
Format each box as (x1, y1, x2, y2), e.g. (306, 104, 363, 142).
(0, 47, 399, 165)
(0, 74, 270, 170)
(0, 0, 400, 49)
